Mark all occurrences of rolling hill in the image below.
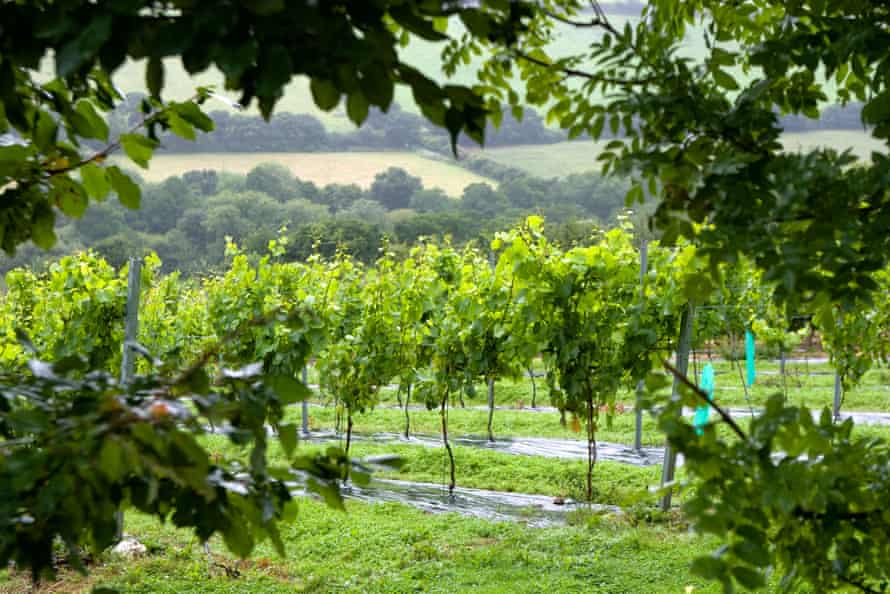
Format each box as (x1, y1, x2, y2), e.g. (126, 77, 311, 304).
(125, 151, 493, 196)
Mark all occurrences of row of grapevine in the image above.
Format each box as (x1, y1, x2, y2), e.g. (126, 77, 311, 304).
(6, 217, 889, 499)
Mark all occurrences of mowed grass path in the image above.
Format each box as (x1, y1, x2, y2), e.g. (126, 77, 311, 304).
(129, 152, 493, 196)
(0, 503, 722, 594)
(478, 130, 880, 177)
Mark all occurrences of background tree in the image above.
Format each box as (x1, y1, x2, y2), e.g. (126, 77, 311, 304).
(461, 183, 511, 218)
(409, 188, 455, 213)
(244, 163, 298, 203)
(370, 167, 424, 210)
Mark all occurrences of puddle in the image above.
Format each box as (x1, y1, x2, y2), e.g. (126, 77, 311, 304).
(307, 430, 663, 467)
(290, 477, 616, 527)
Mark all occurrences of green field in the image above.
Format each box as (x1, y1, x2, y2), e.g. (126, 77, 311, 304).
(126, 151, 493, 195)
(477, 130, 880, 177)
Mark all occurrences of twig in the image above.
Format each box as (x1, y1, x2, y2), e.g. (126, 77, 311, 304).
(662, 359, 748, 440)
(513, 49, 656, 87)
(44, 93, 200, 178)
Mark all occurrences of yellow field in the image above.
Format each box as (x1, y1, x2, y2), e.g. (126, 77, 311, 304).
(479, 129, 881, 177)
(128, 152, 494, 196)
(474, 141, 609, 178)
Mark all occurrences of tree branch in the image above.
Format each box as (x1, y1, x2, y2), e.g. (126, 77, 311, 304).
(662, 359, 748, 440)
(513, 49, 657, 87)
(543, 8, 616, 35)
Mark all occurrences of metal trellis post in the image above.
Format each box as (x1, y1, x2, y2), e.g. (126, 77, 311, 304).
(833, 371, 842, 422)
(120, 258, 142, 383)
(635, 239, 648, 452)
(116, 257, 141, 542)
(302, 366, 310, 434)
(659, 302, 694, 512)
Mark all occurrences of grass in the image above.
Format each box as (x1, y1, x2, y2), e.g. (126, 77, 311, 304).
(306, 358, 890, 416)
(478, 129, 880, 177)
(296, 404, 665, 448)
(124, 152, 493, 196)
(0, 501, 722, 594)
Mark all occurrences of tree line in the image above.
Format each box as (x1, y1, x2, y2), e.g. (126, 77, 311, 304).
(105, 93, 867, 157)
(1, 162, 632, 276)
(106, 94, 564, 155)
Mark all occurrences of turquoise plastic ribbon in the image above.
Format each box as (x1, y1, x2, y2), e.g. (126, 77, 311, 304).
(693, 363, 715, 435)
(745, 329, 756, 386)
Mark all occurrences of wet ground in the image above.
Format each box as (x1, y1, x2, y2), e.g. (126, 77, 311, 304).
(306, 429, 664, 467)
(290, 477, 617, 527)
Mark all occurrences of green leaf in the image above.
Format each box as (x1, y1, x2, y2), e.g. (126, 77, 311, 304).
(55, 14, 112, 77)
(182, 367, 210, 395)
(256, 45, 292, 99)
(278, 423, 298, 457)
(731, 566, 766, 589)
(390, 7, 448, 41)
(119, 134, 157, 169)
(166, 111, 196, 140)
(862, 90, 890, 125)
(172, 101, 214, 132)
(80, 163, 111, 200)
(359, 66, 394, 109)
(52, 177, 89, 218)
(30, 202, 57, 249)
(306, 478, 344, 511)
(712, 68, 739, 90)
(108, 166, 141, 209)
(222, 517, 254, 559)
(710, 48, 736, 67)
(33, 110, 59, 152)
(310, 79, 340, 111)
(146, 58, 164, 98)
(99, 439, 127, 481)
(268, 374, 311, 405)
(346, 92, 369, 125)
(691, 556, 728, 580)
(75, 100, 109, 141)
(243, 0, 285, 15)
(731, 540, 770, 567)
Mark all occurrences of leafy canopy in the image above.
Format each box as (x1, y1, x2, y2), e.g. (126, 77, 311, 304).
(0, 0, 537, 254)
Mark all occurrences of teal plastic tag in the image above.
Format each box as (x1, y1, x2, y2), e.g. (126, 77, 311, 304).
(745, 329, 756, 386)
(693, 363, 715, 435)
